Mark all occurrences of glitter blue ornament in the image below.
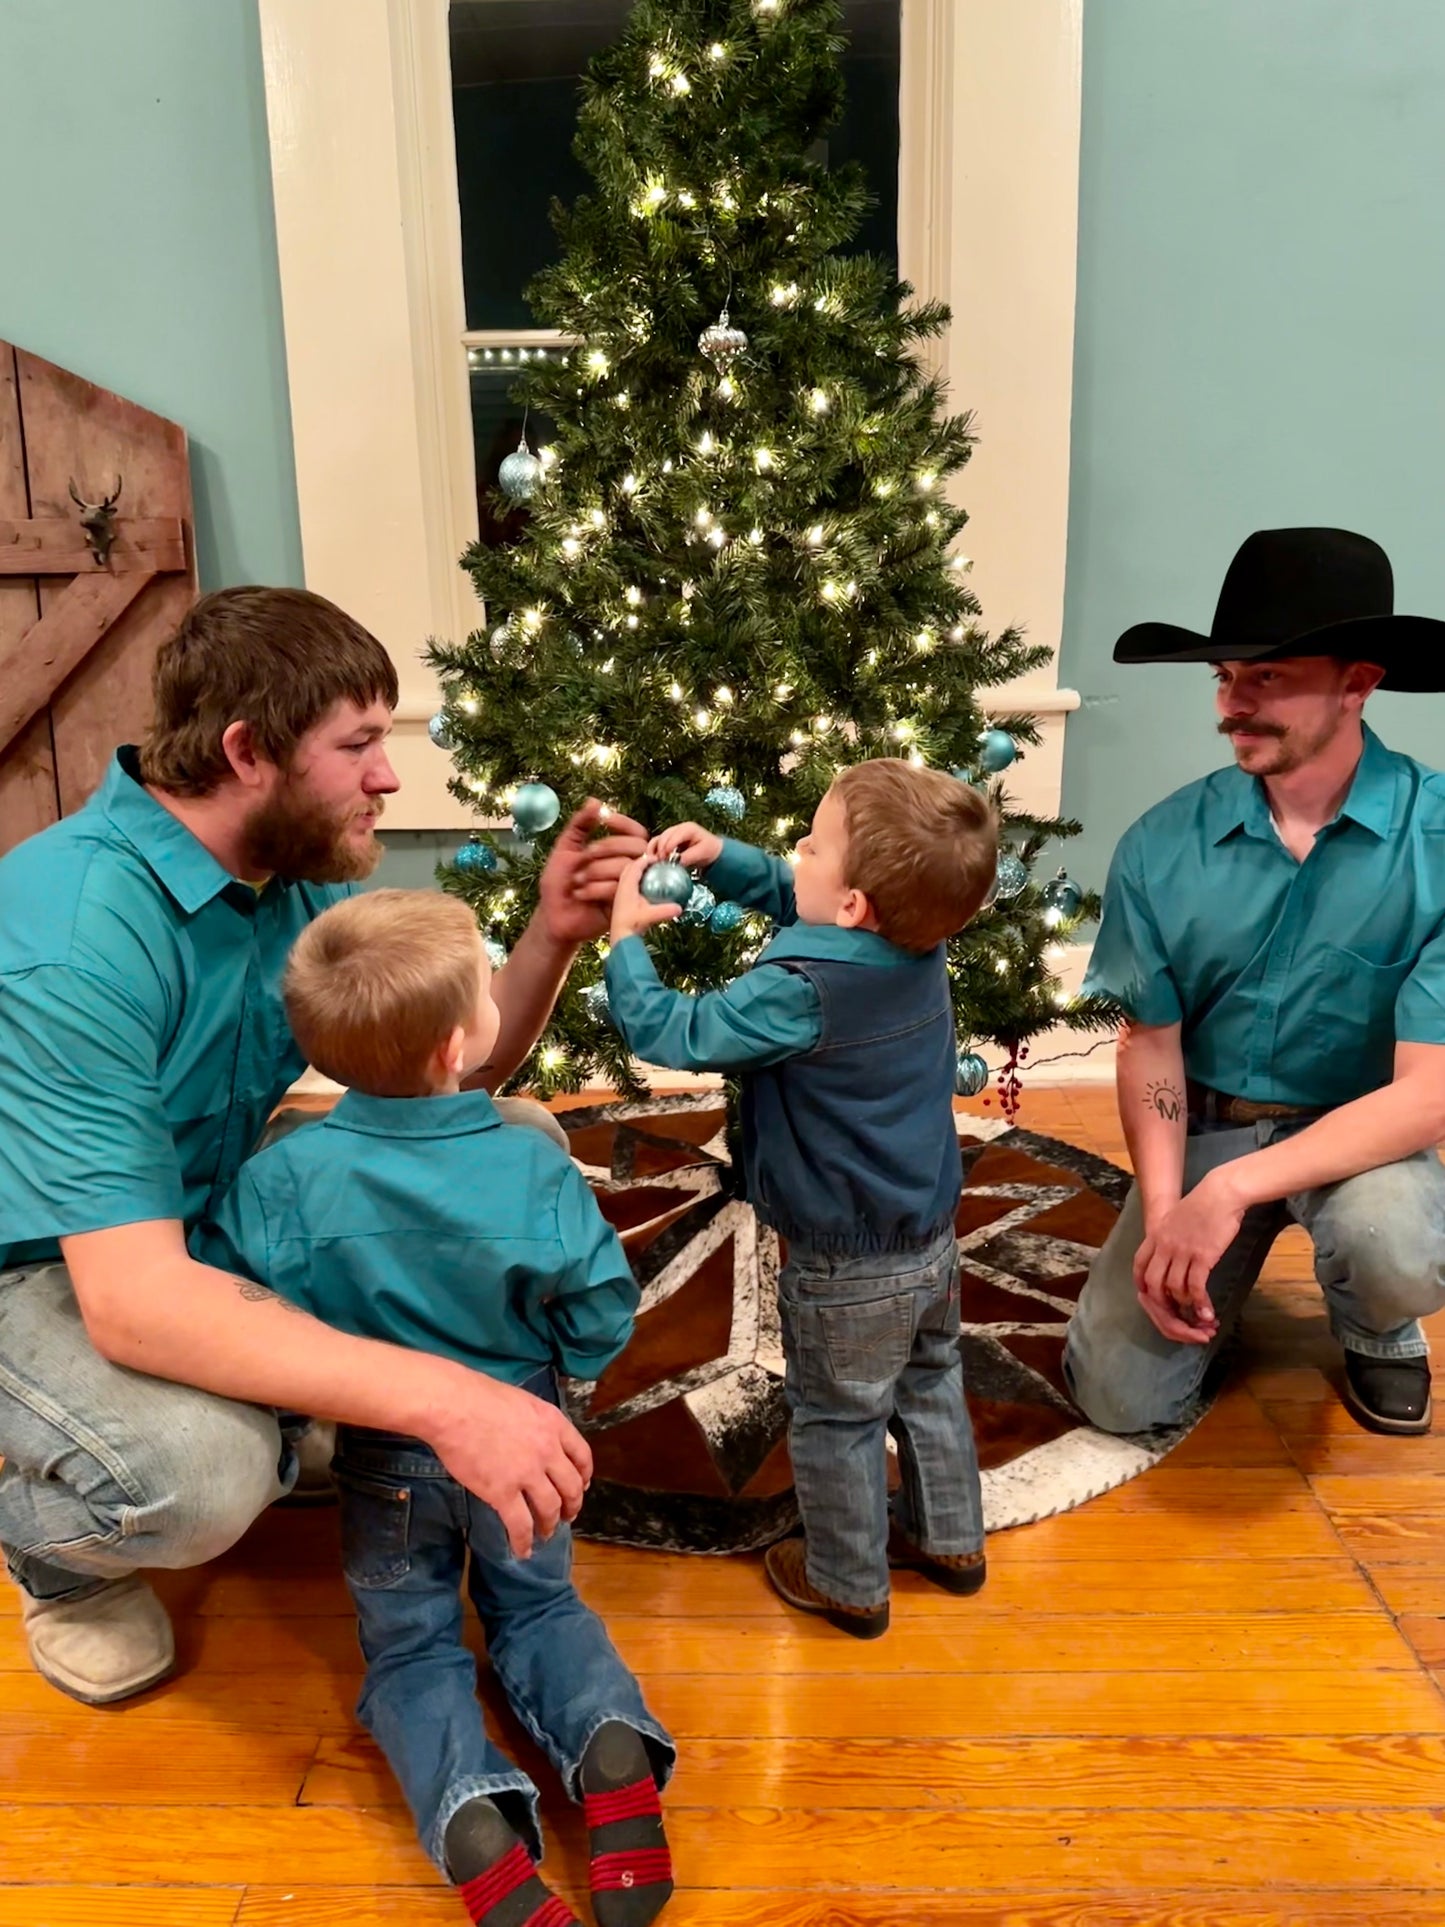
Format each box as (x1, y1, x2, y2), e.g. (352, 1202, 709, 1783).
(978, 728, 1018, 774)
(428, 711, 454, 750)
(683, 882, 717, 924)
(581, 982, 611, 1023)
(498, 435, 544, 504)
(709, 899, 746, 933)
(951, 767, 989, 792)
(954, 1049, 990, 1098)
(511, 782, 561, 836)
(993, 852, 1029, 901)
(483, 938, 507, 971)
(454, 838, 498, 876)
(704, 784, 746, 821)
(639, 859, 694, 908)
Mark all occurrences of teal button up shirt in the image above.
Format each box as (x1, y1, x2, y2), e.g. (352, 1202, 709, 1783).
(605, 838, 919, 1072)
(1083, 726, 1445, 1108)
(0, 750, 349, 1270)
(195, 1089, 638, 1385)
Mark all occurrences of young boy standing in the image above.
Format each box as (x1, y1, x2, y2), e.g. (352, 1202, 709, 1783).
(197, 890, 673, 1927)
(605, 759, 998, 1640)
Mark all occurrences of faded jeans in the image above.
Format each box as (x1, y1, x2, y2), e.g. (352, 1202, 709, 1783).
(337, 1371, 674, 1873)
(778, 1221, 984, 1611)
(0, 1097, 571, 1603)
(1063, 1116, 1445, 1435)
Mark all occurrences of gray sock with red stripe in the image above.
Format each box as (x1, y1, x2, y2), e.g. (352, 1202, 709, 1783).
(580, 1722, 673, 1927)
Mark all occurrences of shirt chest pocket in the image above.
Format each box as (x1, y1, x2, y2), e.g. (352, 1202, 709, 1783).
(1308, 944, 1414, 1051)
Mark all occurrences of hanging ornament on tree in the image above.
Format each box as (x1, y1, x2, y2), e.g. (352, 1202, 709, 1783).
(978, 727, 1018, 774)
(704, 784, 746, 821)
(994, 852, 1030, 901)
(511, 782, 561, 837)
(483, 937, 507, 971)
(682, 882, 717, 924)
(640, 859, 695, 908)
(428, 711, 454, 750)
(489, 620, 514, 656)
(1040, 867, 1084, 924)
(951, 767, 989, 792)
(954, 1049, 990, 1098)
(582, 982, 611, 1023)
(454, 836, 498, 877)
(698, 307, 748, 370)
(498, 420, 544, 504)
(709, 899, 746, 933)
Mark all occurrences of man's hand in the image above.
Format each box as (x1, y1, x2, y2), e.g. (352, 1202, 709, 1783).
(429, 1368, 594, 1558)
(610, 852, 684, 943)
(1132, 1171, 1243, 1344)
(650, 821, 724, 871)
(537, 799, 650, 946)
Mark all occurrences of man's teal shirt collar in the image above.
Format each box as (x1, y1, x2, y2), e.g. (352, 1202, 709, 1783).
(101, 748, 294, 915)
(327, 1087, 504, 1139)
(1206, 723, 1401, 847)
(759, 922, 928, 969)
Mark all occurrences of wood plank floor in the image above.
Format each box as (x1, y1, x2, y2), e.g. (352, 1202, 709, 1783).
(3, 1085, 1444, 1925)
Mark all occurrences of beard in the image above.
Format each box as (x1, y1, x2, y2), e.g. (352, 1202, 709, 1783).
(241, 776, 385, 883)
(1218, 713, 1341, 776)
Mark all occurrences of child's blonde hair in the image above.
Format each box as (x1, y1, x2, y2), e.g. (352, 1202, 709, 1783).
(832, 758, 998, 951)
(284, 889, 485, 1096)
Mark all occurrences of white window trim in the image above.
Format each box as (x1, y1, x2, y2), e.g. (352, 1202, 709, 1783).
(259, 0, 1083, 831)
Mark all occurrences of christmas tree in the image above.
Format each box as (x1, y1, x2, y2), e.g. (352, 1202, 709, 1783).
(429, 0, 1112, 1111)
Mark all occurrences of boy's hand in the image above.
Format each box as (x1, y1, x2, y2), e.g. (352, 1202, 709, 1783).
(538, 798, 650, 946)
(651, 821, 724, 870)
(610, 853, 684, 943)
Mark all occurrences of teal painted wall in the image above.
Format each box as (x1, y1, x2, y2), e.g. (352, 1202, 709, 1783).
(0, 0, 302, 590)
(1059, 0, 1445, 892)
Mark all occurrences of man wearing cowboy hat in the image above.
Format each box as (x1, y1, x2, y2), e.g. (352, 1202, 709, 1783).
(1063, 528, 1445, 1439)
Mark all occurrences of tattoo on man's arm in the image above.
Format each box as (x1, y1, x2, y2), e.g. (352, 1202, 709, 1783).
(235, 1277, 306, 1313)
(1144, 1080, 1184, 1122)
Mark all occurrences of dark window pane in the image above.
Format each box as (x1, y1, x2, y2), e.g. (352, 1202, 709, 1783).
(449, 0, 900, 333)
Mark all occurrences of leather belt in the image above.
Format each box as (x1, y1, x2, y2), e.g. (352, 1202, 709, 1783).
(1185, 1080, 1319, 1125)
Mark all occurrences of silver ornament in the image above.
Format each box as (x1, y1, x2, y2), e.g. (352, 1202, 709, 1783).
(498, 436, 544, 504)
(428, 711, 454, 750)
(954, 1050, 989, 1098)
(704, 784, 746, 821)
(698, 308, 748, 369)
(994, 852, 1029, 900)
(682, 882, 717, 924)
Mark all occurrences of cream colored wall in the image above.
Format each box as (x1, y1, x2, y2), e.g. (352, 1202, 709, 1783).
(260, 0, 1084, 831)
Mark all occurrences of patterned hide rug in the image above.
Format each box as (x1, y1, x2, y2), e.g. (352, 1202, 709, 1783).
(560, 1092, 1211, 1553)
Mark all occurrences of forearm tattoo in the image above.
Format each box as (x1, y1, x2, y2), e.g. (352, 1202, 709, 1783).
(235, 1276, 306, 1313)
(1144, 1080, 1184, 1122)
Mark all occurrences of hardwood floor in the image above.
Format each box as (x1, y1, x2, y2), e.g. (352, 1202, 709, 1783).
(3, 1086, 1444, 1925)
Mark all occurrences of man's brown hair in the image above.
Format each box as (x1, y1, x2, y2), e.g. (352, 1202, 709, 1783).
(284, 890, 484, 1097)
(139, 586, 399, 796)
(833, 758, 998, 951)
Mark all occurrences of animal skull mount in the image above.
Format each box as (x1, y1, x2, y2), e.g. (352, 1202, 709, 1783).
(67, 475, 123, 568)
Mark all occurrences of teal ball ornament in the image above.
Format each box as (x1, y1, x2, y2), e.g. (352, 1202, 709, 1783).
(993, 852, 1029, 901)
(704, 784, 746, 821)
(1041, 867, 1084, 922)
(498, 437, 544, 504)
(454, 838, 498, 877)
(428, 711, 454, 750)
(683, 882, 717, 924)
(954, 1050, 989, 1098)
(582, 982, 611, 1023)
(639, 859, 694, 908)
(511, 782, 560, 836)
(978, 728, 1018, 774)
(709, 899, 745, 933)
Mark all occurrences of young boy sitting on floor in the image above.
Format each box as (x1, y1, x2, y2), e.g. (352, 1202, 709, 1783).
(606, 759, 997, 1640)
(197, 889, 673, 1927)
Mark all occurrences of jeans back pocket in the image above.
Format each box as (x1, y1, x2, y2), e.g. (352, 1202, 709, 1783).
(818, 1292, 915, 1384)
(337, 1470, 413, 1588)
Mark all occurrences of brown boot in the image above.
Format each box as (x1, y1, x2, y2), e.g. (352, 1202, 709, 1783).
(763, 1538, 889, 1639)
(887, 1520, 987, 1596)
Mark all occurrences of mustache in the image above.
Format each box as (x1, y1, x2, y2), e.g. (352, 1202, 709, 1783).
(1218, 720, 1287, 740)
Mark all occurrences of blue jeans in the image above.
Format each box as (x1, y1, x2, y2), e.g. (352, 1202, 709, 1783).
(0, 1261, 295, 1602)
(336, 1371, 674, 1876)
(777, 1222, 984, 1612)
(1063, 1117, 1445, 1435)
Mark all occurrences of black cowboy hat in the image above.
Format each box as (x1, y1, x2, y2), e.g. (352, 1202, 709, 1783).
(1113, 527, 1445, 692)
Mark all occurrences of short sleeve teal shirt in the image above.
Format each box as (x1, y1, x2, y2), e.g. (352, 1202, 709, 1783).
(1082, 726, 1445, 1107)
(0, 750, 349, 1269)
